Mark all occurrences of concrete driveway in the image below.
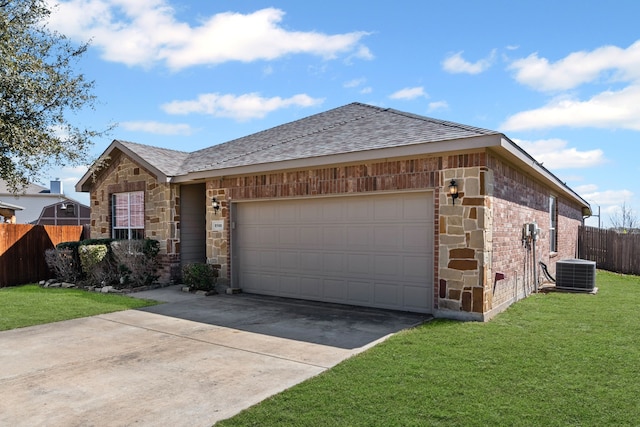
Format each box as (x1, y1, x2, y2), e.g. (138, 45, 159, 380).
(0, 287, 429, 426)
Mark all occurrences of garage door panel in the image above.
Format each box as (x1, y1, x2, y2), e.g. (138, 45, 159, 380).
(323, 226, 346, 247)
(403, 285, 431, 312)
(260, 250, 277, 269)
(242, 272, 278, 293)
(403, 256, 430, 280)
(374, 282, 401, 307)
(403, 197, 433, 220)
(300, 252, 322, 271)
(347, 198, 370, 221)
(300, 227, 320, 246)
(259, 228, 278, 245)
(403, 226, 429, 251)
(299, 277, 322, 298)
(323, 278, 347, 301)
(322, 203, 345, 222)
(279, 251, 299, 270)
(235, 192, 433, 313)
(374, 227, 402, 249)
(278, 227, 298, 246)
(374, 254, 401, 276)
(347, 280, 372, 304)
(347, 253, 370, 275)
(279, 276, 300, 296)
(323, 252, 345, 273)
(373, 198, 402, 220)
(347, 226, 372, 248)
(300, 203, 321, 221)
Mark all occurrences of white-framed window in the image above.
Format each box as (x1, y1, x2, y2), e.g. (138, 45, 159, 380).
(112, 191, 144, 240)
(549, 195, 558, 252)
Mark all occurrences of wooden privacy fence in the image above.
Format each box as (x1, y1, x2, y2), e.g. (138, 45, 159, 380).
(578, 226, 640, 275)
(0, 224, 86, 287)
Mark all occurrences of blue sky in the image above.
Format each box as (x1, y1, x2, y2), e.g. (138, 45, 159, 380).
(43, 0, 640, 227)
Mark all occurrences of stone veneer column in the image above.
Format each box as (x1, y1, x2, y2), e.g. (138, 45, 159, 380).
(206, 183, 228, 285)
(438, 167, 493, 315)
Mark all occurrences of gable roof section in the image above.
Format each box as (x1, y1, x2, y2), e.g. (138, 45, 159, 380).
(76, 102, 590, 212)
(117, 140, 190, 177)
(77, 140, 190, 191)
(181, 103, 499, 173)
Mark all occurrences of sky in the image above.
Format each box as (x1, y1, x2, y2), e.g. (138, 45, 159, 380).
(40, 0, 640, 228)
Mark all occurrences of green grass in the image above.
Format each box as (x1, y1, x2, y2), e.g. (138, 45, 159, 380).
(0, 284, 159, 331)
(218, 271, 640, 427)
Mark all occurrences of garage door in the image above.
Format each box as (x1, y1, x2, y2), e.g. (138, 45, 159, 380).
(233, 192, 434, 313)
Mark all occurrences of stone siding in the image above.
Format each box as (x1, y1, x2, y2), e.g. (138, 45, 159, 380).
(88, 151, 181, 283)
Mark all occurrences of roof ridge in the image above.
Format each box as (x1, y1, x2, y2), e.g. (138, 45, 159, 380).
(194, 103, 385, 171)
(117, 139, 191, 154)
(384, 108, 499, 135)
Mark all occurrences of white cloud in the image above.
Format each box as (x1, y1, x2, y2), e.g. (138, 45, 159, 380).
(442, 49, 496, 74)
(162, 92, 324, 121)
(344, 78, 366, 88)
(48, 1, 371, 70)
(121, 121, 194, 135)
(581, 189, 634, 207)
(360, 87, 372, 94)
(504, 41, 640, 131)
(501, 85, 640, 131)
(427, 101, 449, 113)
(509, 41, 640, 92)
(514, 138, 606, 169)
(389, 86, 428, 100)
(574, 184, 599, 194)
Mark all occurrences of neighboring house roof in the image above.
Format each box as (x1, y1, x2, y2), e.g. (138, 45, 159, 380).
(0, 181, 50, 195)
(0, 200, 24, 211)
(76, 102, 591, 213)
(0, 179, 88, 224)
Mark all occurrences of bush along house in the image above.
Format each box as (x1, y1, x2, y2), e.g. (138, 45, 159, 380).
(76, 103, 591, 321)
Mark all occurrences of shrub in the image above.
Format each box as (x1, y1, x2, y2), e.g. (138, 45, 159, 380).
(110, 239, 160, 287)
(44, 248, 82, 283)
(78, 244, 117, 286)
(182, 263, 218, 292)
(47, 238, 160, 288)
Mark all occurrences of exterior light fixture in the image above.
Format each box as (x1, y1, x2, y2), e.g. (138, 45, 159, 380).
(212, 197, 221, 215)
(449, 179, 459, 205)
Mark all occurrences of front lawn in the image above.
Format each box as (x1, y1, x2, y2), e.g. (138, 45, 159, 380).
(0, 285, 159, 331)
(218, 271, 640, 426)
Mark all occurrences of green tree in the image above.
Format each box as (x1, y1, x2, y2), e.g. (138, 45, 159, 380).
(0, 0, 106, 192)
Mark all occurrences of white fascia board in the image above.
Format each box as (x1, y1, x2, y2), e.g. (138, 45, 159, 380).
(172, 134, 503, 183)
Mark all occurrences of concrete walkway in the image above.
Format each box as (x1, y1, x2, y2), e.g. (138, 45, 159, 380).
(0, 287, 429, 426)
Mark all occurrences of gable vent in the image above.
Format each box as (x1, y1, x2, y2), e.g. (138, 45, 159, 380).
(555, 259, 596, 291)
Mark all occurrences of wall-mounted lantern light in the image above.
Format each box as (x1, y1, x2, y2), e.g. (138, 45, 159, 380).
(449, 179, 459, 205)
(212, 197, 220, 215)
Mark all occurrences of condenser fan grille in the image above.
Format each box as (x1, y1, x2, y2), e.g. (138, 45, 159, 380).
(556, 259, 596, 291)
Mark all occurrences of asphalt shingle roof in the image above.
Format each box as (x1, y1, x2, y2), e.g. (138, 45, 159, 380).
(117, 102, 500, 178)
(116, 140, 190, 177)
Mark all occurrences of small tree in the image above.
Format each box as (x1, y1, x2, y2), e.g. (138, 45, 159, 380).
(609, 202, 639, 233)
(0, 0, 109, 191)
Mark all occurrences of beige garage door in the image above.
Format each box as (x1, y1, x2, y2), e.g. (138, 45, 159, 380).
(233, 192, 434, 313)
